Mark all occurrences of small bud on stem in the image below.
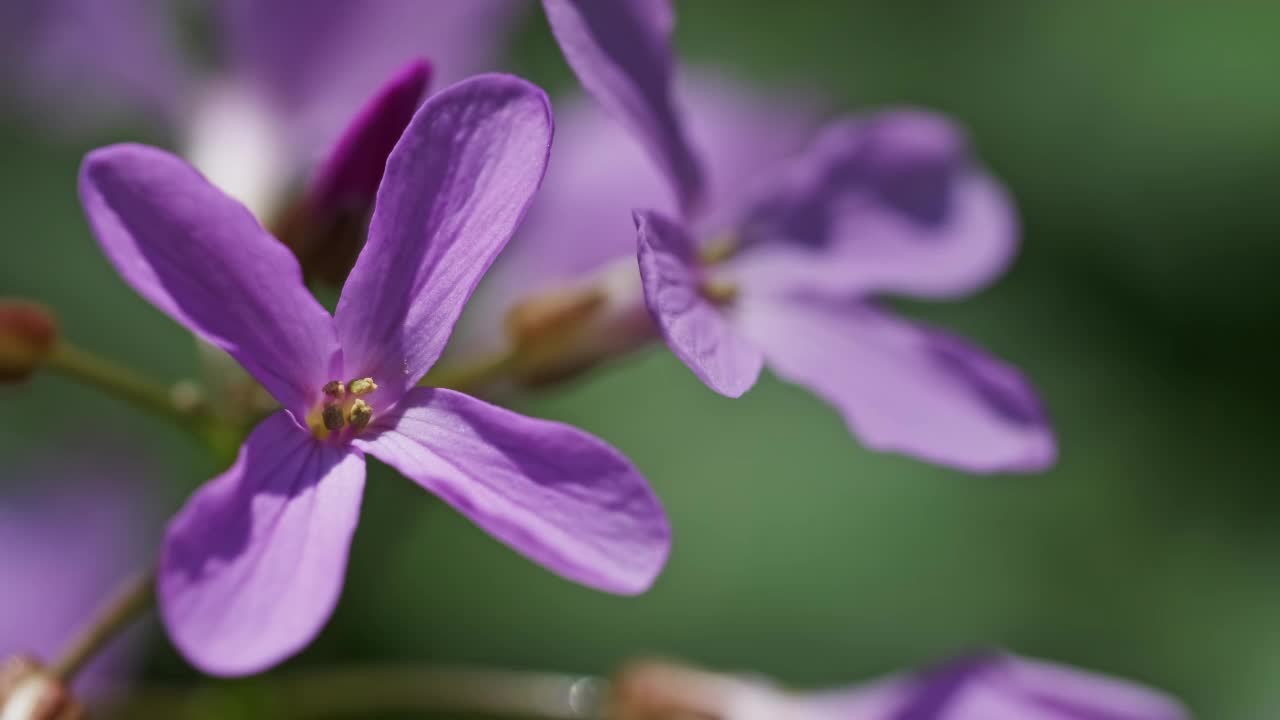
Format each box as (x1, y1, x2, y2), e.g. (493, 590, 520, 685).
(0, 300, 57, 383)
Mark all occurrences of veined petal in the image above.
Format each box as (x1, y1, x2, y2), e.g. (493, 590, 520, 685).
(335, 75, 552, 400)
(542, 0, 705, 215)
(307, 58, 432, 217)
(79, 145, 339, 416)
(741, 111, 1018, 299)
(635, 210, 762, 397)
(737, 297, 1055, 473)
(802, 652, 1188, 720)
(158, 412, 365, 677)
(354, 388, 670, 595)
(218, 0, 520, 155)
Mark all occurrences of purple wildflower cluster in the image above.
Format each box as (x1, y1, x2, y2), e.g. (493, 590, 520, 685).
(0, 0, 1188, 717)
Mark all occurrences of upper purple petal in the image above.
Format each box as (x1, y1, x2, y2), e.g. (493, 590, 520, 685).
(635, 210, 763, 397)
(802, 652, 1188, 720)
(334, 74, 552, 402)
(79, 144, 339, 417)
(354, 387, 670, 595)
(740, 110, 1019, 300)
(736, 296, 1056, 473)
(158, 411, 366, 677)
(306, 58, 432, 217)
(0, 0, 185, 132)
(218, 0, 521, 156)
(542, 0, 705, 215)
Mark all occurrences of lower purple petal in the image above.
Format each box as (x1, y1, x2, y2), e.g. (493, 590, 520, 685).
(738, 297, 1055, 473)
(635, 209, 763, 397)
(354, 387, 670, 595)
(159, 412, 365, 677)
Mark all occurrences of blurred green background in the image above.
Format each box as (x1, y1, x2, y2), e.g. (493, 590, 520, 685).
(3, 2, 1279, 717)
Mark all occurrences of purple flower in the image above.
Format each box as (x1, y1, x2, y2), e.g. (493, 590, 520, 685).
(1, 461, 149, 694)
(612, 652, 1187, 720)
(517, 2, 1055, 472)
(806, 651, 1188, 720)
(77, 75, 671, 677)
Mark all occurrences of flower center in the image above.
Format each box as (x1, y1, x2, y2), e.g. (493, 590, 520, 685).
(308, 377, 378, 440)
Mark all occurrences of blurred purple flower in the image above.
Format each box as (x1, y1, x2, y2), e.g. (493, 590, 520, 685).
(805, 651, 1187, 720)
(614, 651, 1187, 720)
(517, 0, 1054, 473)
(0, 462, 148, 695)
(77, 75, 670, 677)
(1, 0, 520, 220)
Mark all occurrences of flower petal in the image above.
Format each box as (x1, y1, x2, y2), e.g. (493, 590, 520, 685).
(334, 75, 552, 400)
(158, 411, 365, 677)
(741, 111, 1018, 299)
(737, 296, 1055, 473)
(354, 387, 670, 595)
(806, 652, 1188, 720)
(218, 0, 520, 154)
(635, 210, 762, 397)
(306, 58, 432, 217)
(79, 144, 339, 416)
(542, 0, 705, 215)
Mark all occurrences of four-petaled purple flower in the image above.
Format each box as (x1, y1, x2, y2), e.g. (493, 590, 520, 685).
(78, 74, 671, 677)
(481, 0, 1058, 473)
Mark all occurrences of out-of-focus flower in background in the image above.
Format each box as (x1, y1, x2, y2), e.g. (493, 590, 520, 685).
(612, 651, 1188, 720)
(0, 0, 520, 220)
(78, 75, 671, 677)
(0, 456, 150, 696)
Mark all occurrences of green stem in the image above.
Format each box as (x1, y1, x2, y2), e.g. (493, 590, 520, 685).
(419, 349, 516, 396)
(52, 570, 154, 682)
(45, 342, 230, 439)
(99, 665, 607, 719)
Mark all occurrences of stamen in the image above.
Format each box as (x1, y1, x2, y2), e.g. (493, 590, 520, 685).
(322, 403, 345, 430)
(700, 279, 739, 305)
(322, 380, 345, 398)
(350, 399, 373, 430)
(348, 377, 378, 396)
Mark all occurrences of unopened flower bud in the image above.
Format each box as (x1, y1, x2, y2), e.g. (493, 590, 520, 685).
(0, 301, 57, 383)
(0, 656, 84, 720)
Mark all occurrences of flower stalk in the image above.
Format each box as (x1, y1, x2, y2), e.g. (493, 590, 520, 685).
(52, 570, 155, 682)
(44, 341, 232, 440)
(99, 665, 607, 719)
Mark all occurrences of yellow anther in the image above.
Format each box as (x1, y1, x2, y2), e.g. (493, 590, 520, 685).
(350, 399, 373, 430)
(700, 279, 739, 305)
(348, 377, 378, 396)
(698, 234, 738, 265)
(321, 403, 345, 431)
(322, 380, 345, 398)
